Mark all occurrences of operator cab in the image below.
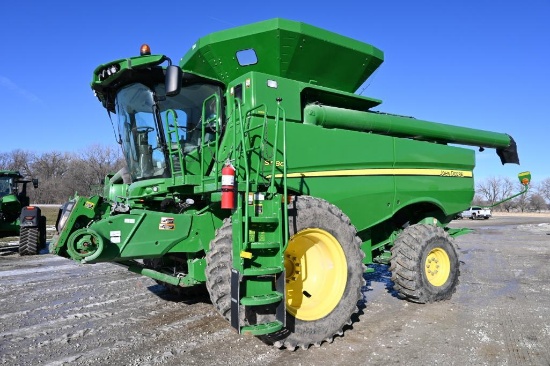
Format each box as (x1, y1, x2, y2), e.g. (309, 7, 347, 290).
(0, 172, 37, 208)
(115, 81, 222, 182)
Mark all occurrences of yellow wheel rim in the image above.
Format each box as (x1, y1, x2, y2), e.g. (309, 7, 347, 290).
(424, 247, 451, 287)
(284, 228, 347, 321)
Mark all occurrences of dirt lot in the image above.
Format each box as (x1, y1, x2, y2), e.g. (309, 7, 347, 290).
(1, 213, 550, 365)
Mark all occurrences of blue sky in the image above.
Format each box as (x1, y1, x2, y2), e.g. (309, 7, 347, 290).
(1, 1, 548, 183)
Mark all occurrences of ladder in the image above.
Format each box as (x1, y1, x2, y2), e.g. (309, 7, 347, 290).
(164, 109, 185, 185)
(229, 100, 289, 335)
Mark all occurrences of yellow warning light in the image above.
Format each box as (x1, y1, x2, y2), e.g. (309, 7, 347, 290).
(140, 44, 151, 56)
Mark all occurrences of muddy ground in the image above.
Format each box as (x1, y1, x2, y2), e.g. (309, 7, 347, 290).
(1, 214, 550, 365)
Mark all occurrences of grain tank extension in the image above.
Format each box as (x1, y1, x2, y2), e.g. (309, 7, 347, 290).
(50, 18, 525, 350)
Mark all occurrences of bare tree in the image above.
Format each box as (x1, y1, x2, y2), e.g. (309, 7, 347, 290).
(0, 144, 123, 204)
(10, 150, 36, 178)
(538, 178, 550, 203)
(495, 177, 515, 212)
(32, 151, 72, 180)
(63, 144, 124, 198)
(513, 181, 532, 212)
(0, 152, 14, 169)
(529, 194, 546, 212)
(0, 150, 34, 173)
(472, 194, 486, 206)
(476, 177, 502, 206)
(30, 151, 75, 203)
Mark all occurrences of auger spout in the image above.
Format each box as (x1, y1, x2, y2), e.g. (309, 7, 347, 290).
(304, 104, 519, 164)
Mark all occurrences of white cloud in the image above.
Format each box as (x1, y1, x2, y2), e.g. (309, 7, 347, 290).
(0, 75, 46, 105)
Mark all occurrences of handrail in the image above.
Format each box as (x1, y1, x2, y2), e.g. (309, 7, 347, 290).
(231, 99, 251, 251)
(277, 100, 289, 245)
(243, 104, 268, 185)
(164, 109, 184, 185)
(267, 105, 281, 195)
(230, 99, 289, 252)
(200, 94, 221, 192)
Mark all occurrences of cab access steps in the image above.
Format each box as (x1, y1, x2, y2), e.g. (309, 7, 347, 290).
(230, 100, 288, 335)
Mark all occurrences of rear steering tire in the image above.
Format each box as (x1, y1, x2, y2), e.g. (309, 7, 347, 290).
(390, 224, 460, 303)
(206, 196, 365, 350)
(19, 227, 40, 256)
(18, 216, 46, 256)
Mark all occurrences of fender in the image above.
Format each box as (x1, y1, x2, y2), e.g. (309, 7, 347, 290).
(19, 206, 42, 228)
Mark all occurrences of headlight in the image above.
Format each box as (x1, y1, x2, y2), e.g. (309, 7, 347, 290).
(98, 64, 121, 81)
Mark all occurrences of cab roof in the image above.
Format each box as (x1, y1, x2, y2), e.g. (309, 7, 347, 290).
(0, 170, 23, 178)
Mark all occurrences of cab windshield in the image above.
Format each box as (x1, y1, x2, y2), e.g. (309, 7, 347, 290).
(115, 82, 221, 181)
(0, 177, 14, 198)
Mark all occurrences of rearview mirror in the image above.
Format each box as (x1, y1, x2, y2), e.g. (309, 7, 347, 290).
(165, 65, 182, 96)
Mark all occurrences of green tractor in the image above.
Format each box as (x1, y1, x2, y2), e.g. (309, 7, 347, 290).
(50, 19, 527, 350)
(0, 170, 46, 255)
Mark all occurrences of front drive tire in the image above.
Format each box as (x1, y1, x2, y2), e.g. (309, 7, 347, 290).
(205, 218, 234, 321)
(390, 224, 460, 303)
(205, 196, 365, 350)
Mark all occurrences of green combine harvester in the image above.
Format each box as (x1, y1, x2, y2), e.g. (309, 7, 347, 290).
(0, 170, 46, 255)
(50, 19, 529, 350)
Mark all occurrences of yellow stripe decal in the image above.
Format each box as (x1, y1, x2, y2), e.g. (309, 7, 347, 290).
(271, 168, 473, 179)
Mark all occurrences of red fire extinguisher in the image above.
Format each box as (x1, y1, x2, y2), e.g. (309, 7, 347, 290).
(221, 162, 235, 209)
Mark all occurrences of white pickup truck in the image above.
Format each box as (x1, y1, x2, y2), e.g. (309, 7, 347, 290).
(458, 206, 492, 220)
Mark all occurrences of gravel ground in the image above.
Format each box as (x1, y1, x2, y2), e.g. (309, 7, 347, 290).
(1, 214, 550, 365)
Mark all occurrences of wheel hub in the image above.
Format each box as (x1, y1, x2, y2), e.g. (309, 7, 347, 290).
(285, 228, 347, 321)
(67, 228, 104, 262)
(425, 247, 451, 286)
(284, 254, 300, 282)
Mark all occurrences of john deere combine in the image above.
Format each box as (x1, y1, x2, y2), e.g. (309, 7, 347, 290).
(0, 170, 46, 255)
(50, 19, 526, 349)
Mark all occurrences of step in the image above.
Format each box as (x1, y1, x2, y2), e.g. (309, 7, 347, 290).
(240, 291, 283, 306)
(243, 266, 283, 276)
(249, 216, 279, 224)
(240, 321, 283, 336)
(249, 241, 281, 250)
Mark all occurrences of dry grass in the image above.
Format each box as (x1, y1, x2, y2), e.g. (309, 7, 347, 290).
(38, 205, 61, 224)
